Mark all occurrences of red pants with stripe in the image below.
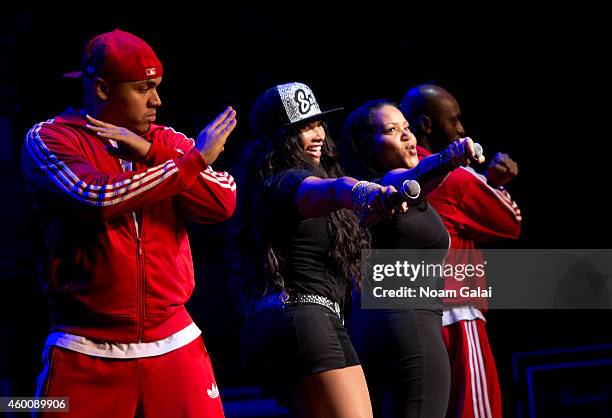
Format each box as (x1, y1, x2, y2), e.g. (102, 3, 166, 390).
(441, 319, 502, 418)
(35, 337, 225, 418)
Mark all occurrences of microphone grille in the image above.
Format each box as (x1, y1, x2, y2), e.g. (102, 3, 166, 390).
(473, 143, 483, 159)
(402, 179, 421, 199)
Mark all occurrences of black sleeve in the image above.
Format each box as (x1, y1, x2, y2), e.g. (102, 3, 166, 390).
(262, 169, 313, 221)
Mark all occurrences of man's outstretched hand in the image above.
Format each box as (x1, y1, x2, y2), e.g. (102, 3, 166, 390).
(196, 107, 237, 165)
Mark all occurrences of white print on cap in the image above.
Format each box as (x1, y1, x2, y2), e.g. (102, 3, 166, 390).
(145, 67, 157, 76)
(276, 82, 322, 123)
(207, 383, 220, 399)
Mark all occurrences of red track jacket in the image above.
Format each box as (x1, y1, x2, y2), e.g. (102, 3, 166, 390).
(22, 110, 236, 342)
(418, 146, 522, 308)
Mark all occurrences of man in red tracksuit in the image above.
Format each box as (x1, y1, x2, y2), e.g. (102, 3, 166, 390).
(22, 29, 237, 417)
(401, 84, 522, 418)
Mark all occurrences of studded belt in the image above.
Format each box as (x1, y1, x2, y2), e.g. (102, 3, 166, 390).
(252, 292, 343, 322)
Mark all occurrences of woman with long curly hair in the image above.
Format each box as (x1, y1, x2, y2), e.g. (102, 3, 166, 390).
(241, 83, 396, 418)
(341, 99, 484, 418)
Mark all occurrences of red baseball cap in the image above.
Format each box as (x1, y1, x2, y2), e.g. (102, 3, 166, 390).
(64, 29, 163, 82)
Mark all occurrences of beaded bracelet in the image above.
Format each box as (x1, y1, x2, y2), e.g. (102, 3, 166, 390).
(351, 181, 383, 211)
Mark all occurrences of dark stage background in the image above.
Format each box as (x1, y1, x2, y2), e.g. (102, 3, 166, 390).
(1, 3, 611, 417)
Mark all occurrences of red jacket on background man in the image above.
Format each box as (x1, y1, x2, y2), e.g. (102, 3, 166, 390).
(418, 145, 521, 309)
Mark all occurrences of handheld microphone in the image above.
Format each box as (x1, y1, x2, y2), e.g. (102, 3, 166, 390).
(401, 179, 421, 201)
(474, 143, 484, 159)
(388, 179, 421, 206)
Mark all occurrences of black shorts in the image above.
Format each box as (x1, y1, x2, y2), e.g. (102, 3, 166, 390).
(241, 303, 360, 401)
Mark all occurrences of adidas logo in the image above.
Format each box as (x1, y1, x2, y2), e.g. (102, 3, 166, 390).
(207, 383, 219, 399)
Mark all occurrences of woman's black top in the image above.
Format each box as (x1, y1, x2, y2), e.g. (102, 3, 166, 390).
(262, 169, 346, 304)
(368, 198, 450, 309)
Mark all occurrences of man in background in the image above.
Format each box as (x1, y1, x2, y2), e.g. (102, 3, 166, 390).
(401, 84, 522, 418)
